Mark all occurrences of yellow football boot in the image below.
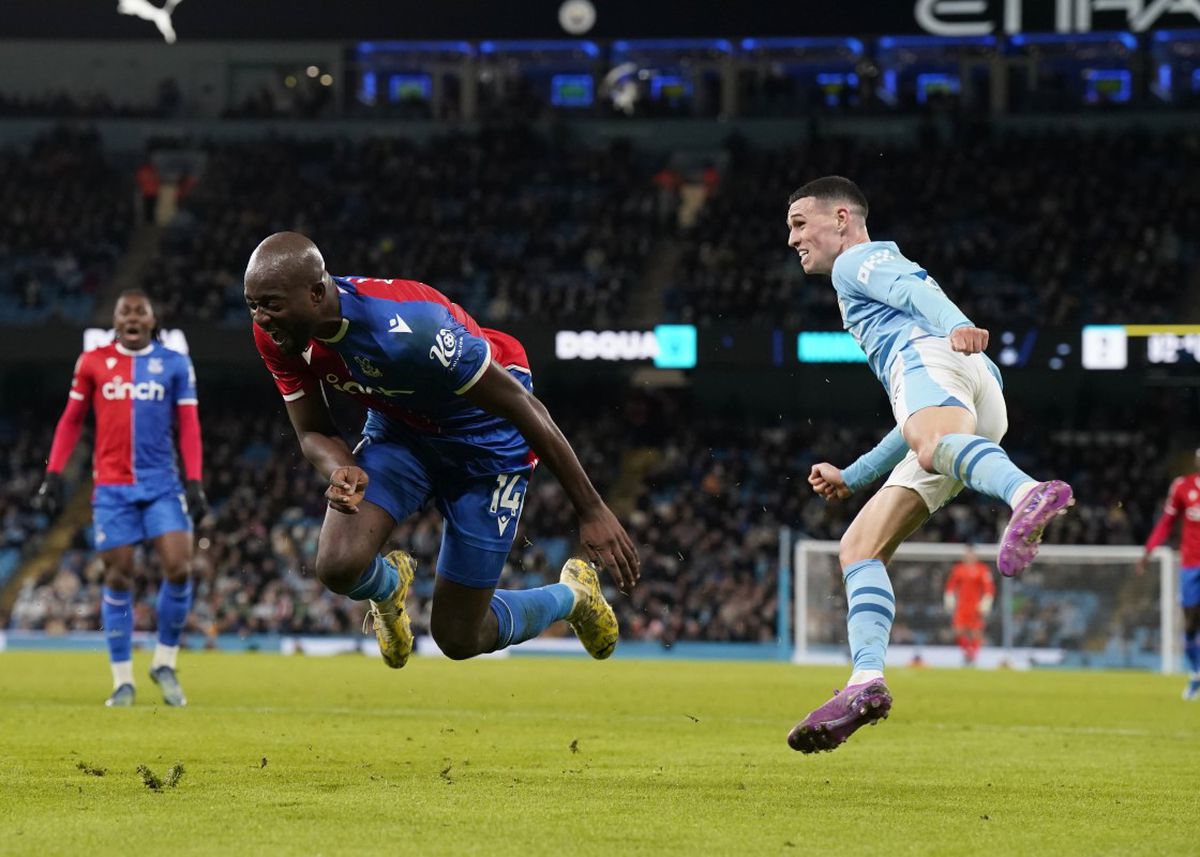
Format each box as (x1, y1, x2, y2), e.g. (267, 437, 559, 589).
(367, 550, 416, 668)
(559, 558, 619, 660)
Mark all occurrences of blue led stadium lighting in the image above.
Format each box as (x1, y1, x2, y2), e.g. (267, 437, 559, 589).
(816, 73, 860, 107)
(357, 40, 472, 56)
(479, 40, 600, 57)
(878, 34, 997, 50)
(739, 36, 864, 56)
(916, 72, 961, 104)
(1193, 68, 1200, 91)
(1157, 62, 1173, 96)
(881, 68, 899, 103)
(389, 74, 432, 102)
(650, 75, 692, 100)
(550, 74, 595, 108)
(359, 72, 377, 104)
(1083, 68, 1131, 103)
(1010, 31, 1137, 49)
(1151, 29, 1200, 43)
(816, 73, 860, 86)
(612, 38, 733, 58)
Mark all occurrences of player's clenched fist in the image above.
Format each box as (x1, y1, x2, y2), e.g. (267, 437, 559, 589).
(326, 465, 369, 514)
(809, 462, 852, 502)
(949, 326, 989, 355)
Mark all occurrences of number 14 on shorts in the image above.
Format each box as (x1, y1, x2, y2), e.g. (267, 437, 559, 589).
(489, 473, 524, 536)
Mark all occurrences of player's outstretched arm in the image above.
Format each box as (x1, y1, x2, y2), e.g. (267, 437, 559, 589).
(283, 394, 364, 515)
(461, 362, 640, 591)
(841, 426, 909, 493)
(855, 261, 986, 351)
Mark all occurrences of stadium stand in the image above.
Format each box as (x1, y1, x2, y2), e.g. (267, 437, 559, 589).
(0, 127, 133, 324)
(7, 387, 1186, 647)
(668, 126, 1200, 328)
(140, 128, 668, 326)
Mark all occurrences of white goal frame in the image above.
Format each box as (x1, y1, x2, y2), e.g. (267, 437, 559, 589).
(790, 540, 1178, 674)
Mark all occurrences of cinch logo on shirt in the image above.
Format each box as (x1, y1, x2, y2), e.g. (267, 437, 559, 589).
(856, 249, 895, 285)
(323, 373, 412, 397)
(101, 378, 167, 401)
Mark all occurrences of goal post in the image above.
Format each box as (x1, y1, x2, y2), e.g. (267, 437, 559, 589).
(786, 538, 1178, 674)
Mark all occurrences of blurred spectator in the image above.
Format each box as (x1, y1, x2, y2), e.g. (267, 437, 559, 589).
(135, 159, 160, 225)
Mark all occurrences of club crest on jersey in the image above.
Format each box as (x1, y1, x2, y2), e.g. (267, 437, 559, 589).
(354, 356, 383, 378)
(106, 357, 117, 370)
(430, 328, 460, 368)
(148, 357, 164, 374)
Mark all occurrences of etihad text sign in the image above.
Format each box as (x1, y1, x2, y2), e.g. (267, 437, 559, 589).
(915, 0, 1200, 36)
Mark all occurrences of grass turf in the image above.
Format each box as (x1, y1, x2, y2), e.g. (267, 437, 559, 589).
(0, 651, 1195, 856)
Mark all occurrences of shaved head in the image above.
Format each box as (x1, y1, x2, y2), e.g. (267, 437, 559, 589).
(243, 231, 340, 355)
(245, 231, 326, 292)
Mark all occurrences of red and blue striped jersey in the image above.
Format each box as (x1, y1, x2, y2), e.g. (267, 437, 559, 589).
(66, 341, 198, 485)
(254, 276, 533, 475)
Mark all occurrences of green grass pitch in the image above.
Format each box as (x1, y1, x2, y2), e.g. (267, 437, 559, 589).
(0, 651, 1195, 856)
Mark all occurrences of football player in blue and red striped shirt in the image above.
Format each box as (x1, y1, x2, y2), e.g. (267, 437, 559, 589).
(36, 289, 206, 707)
(245, 232, 638, 669)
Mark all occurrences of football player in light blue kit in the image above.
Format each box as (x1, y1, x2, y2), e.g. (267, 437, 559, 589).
(783, 177, 1074, 753)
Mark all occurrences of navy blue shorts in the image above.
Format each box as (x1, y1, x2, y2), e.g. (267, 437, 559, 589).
(358, 437, 531, 590)
(1182, 566, 1200, 609)
(93, 481, 191, 551)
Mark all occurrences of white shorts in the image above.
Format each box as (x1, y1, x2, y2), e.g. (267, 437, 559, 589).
(882, 335, 1008, 512)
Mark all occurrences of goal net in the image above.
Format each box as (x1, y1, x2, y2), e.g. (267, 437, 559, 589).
(788, 540, 1179, 673)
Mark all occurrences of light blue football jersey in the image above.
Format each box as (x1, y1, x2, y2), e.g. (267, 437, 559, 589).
(830, 240, 999, 396)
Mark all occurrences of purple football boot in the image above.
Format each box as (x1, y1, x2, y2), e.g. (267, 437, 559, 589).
(998, 480, 1075, 578)
(787, 679, 892, 754)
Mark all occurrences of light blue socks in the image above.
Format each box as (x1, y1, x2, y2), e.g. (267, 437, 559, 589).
(932, 433, 1034, 506)
(843, 560, 895, 674)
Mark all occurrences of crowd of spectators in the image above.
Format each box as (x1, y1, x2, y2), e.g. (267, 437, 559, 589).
(0, 126, 133, 323)
(0, 406, 58, 591)
(141, 127, 668, 327)
(5, 122, 1196, 336)
(4, 384, 1183, 658)
(668, 125, 1200, 329)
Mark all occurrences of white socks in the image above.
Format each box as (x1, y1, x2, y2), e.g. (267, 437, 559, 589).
(1008, 480, 1041, 510)
(849, 669, 884, 686)
(111, 660, 134, 689)
(152, 644, 179, 670)
(112, 646, 180, 689)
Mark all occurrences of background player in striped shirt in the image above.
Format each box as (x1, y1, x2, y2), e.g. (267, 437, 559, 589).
(785, 176, 1073, 753)
(34, 290, 207, 707)
(244, 232, 637, 670)
(944, 544, 995, 666)
(1138, 450, 1200, 699)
